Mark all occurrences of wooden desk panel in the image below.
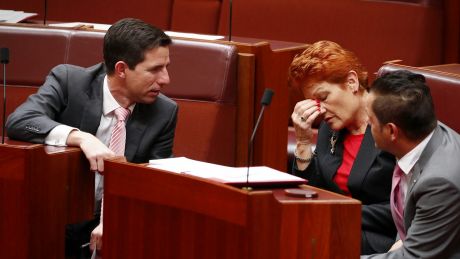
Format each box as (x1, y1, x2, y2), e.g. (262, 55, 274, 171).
(103, 160, 361, 259)
(0, 140, 93, 259)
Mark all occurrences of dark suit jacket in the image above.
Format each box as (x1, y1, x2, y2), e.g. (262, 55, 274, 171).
(364, 123, 460, 259)
(293, 122, 397, 254)
(6, 63, 178, 163)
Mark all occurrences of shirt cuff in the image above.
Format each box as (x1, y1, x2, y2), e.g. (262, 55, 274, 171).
(44, 125, 78, 146)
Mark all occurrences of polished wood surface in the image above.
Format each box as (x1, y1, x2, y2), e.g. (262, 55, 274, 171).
(0, 140, 93, 259)
(423, 63, 460, 75)
(103, 160, 361, 259)
(236, 53, 256, 167)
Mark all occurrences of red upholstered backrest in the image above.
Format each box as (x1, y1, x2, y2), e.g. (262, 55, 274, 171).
(67, 30, 105, 67)
(0, 26, 69, 85)
(0, 26, 70, 117)
(166, 39, 237, 103)
(166, 40, 238, 165)
(377, 63, 460, 133)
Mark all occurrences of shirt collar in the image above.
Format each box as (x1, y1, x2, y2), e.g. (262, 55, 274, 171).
(102, 76, 135, 115)
(397, 130, 435, 175)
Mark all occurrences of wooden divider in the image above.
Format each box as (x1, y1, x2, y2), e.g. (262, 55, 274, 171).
(231, 39, 307, 171)
(0, 140, 93, 259)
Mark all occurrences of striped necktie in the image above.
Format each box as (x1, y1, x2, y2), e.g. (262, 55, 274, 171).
(390, 165, 406, 240)
(109, 107, 130, 156)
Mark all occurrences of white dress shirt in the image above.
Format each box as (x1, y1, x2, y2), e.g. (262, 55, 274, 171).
(396, 130, 434, 203)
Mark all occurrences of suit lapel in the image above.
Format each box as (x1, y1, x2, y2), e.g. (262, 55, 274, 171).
(79, 72, 104, 134)
(407, 125, 443, 195)
(348, 126, 378, 190)
(125, 104, 149, 161)
(407, 163, 421, 204)
(404, 125, 442, 229)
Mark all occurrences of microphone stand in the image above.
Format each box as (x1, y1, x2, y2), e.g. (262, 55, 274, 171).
(228, 0, 233, 41)
(1, 48, 9, 144)
(242, 105, 267, 191)
(243, 88, 274, 191)
(44, 0, 48, 25)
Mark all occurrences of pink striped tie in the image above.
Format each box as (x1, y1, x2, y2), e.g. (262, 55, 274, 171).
(390, 165, 406, 241)
(109, 107, 130, 156)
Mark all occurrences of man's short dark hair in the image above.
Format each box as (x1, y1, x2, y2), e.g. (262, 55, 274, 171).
(103, 18, 172, 74)
(370, 70, 437, 140)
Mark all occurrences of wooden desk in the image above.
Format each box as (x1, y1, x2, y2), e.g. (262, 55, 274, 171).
(0, 140, 93, 259)
(103, 160, 361, 259)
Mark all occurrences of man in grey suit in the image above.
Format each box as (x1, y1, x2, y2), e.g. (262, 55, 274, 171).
(6, 18, 178, 257)
(363, 70, 460, 258)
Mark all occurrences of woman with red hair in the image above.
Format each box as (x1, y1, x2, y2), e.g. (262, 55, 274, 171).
(289, 40, 396, 254)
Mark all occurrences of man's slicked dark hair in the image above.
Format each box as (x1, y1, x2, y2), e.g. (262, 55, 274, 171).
(103, 18, 172, 74)
(370, 70, 437, 140)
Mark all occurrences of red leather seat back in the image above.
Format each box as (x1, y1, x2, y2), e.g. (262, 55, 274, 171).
(67, 31, 105, 67)
(0, 26, 69, 85)
(0, 26, 70, 118)
(377, 63, 460, 133)
(166, 40, 238, 166)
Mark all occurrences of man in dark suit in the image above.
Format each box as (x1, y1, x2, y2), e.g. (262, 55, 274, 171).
(6, 18, 178, 257)
(363, 70, 460, 258)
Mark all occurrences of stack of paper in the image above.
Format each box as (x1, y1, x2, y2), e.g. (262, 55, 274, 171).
(0, 10, 37, 23)
(165, 31, 224, 41)
(148, 157, 307, 187)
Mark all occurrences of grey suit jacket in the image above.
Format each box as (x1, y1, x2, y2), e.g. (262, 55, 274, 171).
(363, 122, 460, 259)
(6, 63, 178, 163)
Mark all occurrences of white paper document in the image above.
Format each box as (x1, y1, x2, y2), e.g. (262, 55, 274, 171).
(165, 31, 224, 41)
(0, 10, 37, 23)
(148, 157, 306, 187)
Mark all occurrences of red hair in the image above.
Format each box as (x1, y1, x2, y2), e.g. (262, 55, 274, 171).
(289, 40, 368, 90)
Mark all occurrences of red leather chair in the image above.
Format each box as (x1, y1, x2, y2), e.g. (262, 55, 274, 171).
(377, 63, 460, 133)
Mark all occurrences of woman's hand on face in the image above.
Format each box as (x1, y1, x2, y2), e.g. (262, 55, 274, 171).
(291, 99, 325, 143)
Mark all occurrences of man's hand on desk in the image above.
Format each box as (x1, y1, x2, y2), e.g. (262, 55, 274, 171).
(66, 130, 116, 172)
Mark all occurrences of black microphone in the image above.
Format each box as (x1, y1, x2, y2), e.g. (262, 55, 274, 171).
(228, 0, 233, 41)
(243, 88, 274, 190)
(0, 48, 9, 64)
(1, 48, 9, 144)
